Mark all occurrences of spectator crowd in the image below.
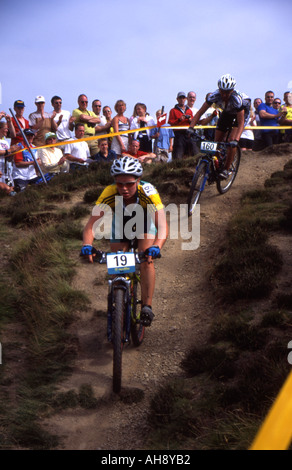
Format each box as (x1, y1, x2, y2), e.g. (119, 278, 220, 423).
(0, 88, 291, 196)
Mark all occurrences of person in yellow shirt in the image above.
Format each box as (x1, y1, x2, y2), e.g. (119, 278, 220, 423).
(72, 94, 101, 155)
(279, 92, 292, 143)
(81, 156, 168, 326)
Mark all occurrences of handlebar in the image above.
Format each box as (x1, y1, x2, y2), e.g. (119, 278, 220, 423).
(188, 130, 236, 148)
(90, 247, 161, 264)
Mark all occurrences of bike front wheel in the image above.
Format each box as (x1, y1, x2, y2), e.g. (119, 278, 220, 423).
(112, 287, 125, 393)
(187, 160, 208, 216)
(216, 147, 241, 194)
(130, 275, 145, 347)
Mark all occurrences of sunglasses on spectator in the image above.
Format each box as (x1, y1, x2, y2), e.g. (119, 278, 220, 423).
(274, 101, 281, 105)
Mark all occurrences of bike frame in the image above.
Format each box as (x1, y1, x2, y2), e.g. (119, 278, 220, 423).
(90, 244, 159, 392)
(97, 247, 142, 343)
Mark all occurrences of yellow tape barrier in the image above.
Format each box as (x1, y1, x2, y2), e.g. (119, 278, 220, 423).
(11, 124, 292, 155)
(250, 371, 292, 450)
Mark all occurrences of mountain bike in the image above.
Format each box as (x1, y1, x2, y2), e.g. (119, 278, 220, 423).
(187, 134, 241, 216)
(92, 242, 160, 393)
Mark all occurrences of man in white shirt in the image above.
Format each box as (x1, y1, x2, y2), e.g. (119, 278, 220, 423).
(29, 95, 57, 147)
(92, 99, 107, 126)
(92, 99, 111, 140)
(64, 123, 91, 170)
(51, 95, 75, 142)
(187, 91, 199, 117)
(0, 117, 18, 191)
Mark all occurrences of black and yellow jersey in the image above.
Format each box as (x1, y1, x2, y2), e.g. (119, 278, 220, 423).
(95, 180, 164, 213)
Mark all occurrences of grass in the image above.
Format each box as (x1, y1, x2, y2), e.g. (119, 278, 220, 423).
(0, 165, 113, 448)
(0, 223, 90, 448)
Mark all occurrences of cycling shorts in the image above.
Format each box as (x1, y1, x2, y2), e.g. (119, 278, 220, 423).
(216, 109, 250, 133)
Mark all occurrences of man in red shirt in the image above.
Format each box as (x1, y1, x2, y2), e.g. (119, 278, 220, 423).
(122, 139, 156, 163)
(11, 100, 30, 146)
(168, 91, 197, 159)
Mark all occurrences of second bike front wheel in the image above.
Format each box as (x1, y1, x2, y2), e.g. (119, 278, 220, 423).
(217, 147, 241, 194)
(112, 287, 125, 393)
(187, 160, 208, 216)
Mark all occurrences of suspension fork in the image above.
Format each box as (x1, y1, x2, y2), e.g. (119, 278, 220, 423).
(194, 157, 211, 191)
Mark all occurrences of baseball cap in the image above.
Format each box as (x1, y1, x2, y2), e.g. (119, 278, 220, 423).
(45, 132, 57, 141)
(24, 128, 35, 136)
(177, 91, 186, 98)
(14, 100, 25, 108)
(35, 95, 45, 103)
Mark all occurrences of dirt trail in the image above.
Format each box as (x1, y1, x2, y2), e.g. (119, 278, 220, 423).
(44, 150, 291, 450)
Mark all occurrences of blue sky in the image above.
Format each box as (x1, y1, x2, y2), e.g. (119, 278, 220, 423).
(1, 0, 292, 121)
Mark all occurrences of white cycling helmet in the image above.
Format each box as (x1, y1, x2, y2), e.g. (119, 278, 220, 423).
(218, 74, 236, 91)
(110, 156, 143, 178)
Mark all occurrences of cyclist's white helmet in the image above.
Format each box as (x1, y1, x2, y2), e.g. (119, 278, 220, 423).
(111, 156, 143, 178)
(218, 74, 236, 91)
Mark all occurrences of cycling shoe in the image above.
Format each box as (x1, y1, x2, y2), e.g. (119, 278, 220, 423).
(140, 305, 155, 327)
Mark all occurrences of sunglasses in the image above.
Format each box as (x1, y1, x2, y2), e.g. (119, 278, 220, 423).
(116, 179, 138, 188)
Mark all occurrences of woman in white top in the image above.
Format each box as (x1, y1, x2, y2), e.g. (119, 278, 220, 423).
(111, 100, 130, 156)
(130, 103, 155, 152)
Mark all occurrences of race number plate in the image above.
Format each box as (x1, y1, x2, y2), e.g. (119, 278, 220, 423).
(200, 141, 218, 153)
(107, 252, 136, 274)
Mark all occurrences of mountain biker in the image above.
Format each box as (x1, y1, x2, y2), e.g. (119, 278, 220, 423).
(188, 74, 251, 178)
(81, 156, 168, 326)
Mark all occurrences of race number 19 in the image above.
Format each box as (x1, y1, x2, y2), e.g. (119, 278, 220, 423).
(107, 252, 136, 274)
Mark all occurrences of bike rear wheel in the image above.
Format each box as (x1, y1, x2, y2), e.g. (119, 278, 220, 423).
(112, 287, 125, 393)
(216, 147, 241, 194)
(187, 160, 208, 216)
(130, 275, 145, 347)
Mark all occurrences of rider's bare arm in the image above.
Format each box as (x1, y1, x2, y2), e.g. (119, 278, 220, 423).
(189, 101, 210, 128)
(82, 211, 104, 262)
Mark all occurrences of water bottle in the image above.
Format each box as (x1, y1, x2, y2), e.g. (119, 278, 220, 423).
(213, 156, 219, 170)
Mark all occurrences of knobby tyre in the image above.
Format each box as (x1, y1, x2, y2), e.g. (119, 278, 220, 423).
(112, 287, 125, 393)
(130, 275, 145, 347)
(187, 160, 208, 216)
(216, 146, 241, 194)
